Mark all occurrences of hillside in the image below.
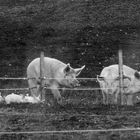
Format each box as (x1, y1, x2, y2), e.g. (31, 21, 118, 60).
(0, 0, 140, 77)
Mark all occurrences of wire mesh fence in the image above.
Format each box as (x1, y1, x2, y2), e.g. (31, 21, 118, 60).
(0, 76, 139, 139)
(0, 45, 140, 139)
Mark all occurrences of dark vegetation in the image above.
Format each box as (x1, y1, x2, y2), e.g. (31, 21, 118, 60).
(0, 0, 140, 78)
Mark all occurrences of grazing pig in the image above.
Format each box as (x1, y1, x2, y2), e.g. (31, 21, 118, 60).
(27, 57, 85, 104)
(97, 64, 140, 105)
(5, 93, 25, 104)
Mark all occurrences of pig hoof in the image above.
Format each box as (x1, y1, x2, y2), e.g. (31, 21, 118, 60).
(57, 98, 63, 105)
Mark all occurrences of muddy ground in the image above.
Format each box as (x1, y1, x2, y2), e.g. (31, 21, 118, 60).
(0, 90, 140, 140)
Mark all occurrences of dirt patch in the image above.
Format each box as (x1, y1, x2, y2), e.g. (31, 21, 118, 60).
(0, 98, 140, 140)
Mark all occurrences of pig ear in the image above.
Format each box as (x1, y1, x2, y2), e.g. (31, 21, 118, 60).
(75, 65, 85, 76)
(97, 75, 105, 82)
(134, 71, 140, 79)
(115, 75, 131, 81)
(123, 75, 131, 81)
(64, 63, 71, 74)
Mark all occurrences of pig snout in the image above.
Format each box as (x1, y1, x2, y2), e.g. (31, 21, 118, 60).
(73, 79, 80, 87)
(108, 89, 112, 94)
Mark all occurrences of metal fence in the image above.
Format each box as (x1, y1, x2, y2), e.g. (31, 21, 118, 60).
(0, 52, 139, 140)
(0, 75, 139, 139)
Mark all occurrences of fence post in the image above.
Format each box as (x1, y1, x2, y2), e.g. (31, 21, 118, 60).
(40, 51, 44, 101)
(118, 45, 124, 105)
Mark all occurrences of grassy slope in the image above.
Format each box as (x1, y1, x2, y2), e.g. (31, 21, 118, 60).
(0, 0, 140, 77)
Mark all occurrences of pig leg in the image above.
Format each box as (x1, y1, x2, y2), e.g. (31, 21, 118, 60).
(37, 85, 46, 102)
(102, 91, 106, 104)
(126, 95, 133, 105)
(106, 93, 109, 104)
(28, 79, 40, 99)
(114, 92, 118, 104)
(50, 85, 62, 105)
(103, 92, 108, 104)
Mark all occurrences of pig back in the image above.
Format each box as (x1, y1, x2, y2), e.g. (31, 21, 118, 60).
(27, 57, 66, 82)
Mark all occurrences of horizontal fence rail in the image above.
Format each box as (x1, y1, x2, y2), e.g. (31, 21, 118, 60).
(0, 77, 127, 80)
(0, 128, 140, 135)
(0, 77, 28, 80)
(0, 87, 136, 91)
(0, 88, 29, 91)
